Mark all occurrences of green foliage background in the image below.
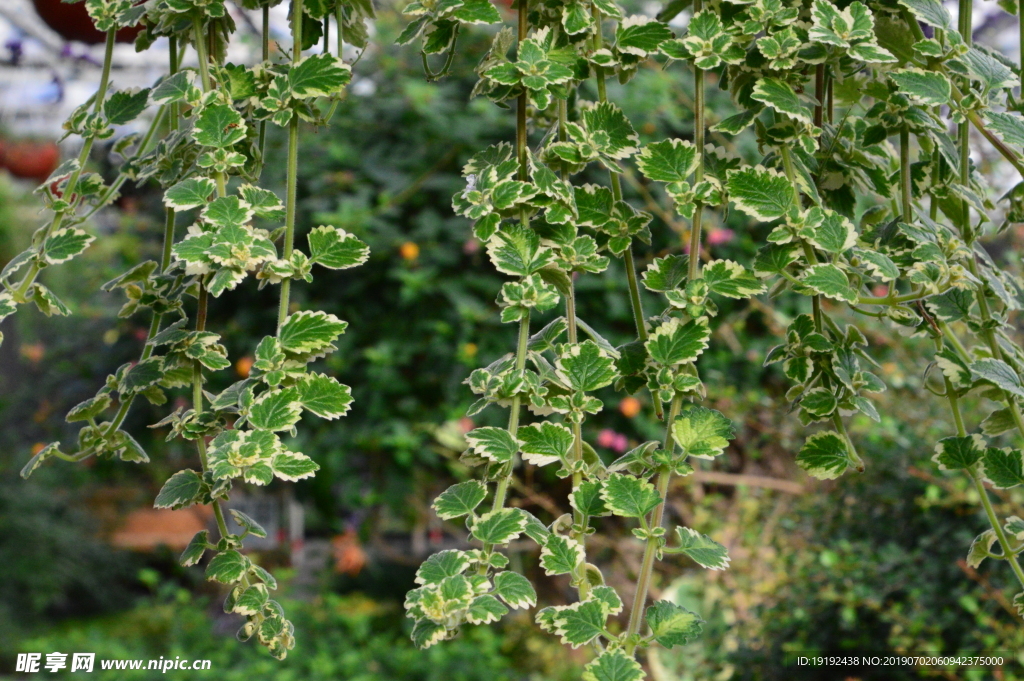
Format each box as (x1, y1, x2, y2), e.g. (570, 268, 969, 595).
(1, 5, 1023, 678)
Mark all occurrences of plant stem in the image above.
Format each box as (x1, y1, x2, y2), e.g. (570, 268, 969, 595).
(276, 0, 304, 332)
(933, 337, 1024, 588)
(13, 29, 116, 301)
(258, 5, 270, 159)
(624, 393, 682, 654)
(900, 124, 912, 221)
(688, 27, 704, 284)
(590, 1, 660, 418)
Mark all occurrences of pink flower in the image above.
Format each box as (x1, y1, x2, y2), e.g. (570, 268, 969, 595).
(707, 228, 735, 246)
(597, 429, 629, 453)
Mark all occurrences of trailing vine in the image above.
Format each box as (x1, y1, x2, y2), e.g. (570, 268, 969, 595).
(6, 0, 369, 659)
(402, 0, 1024, 674)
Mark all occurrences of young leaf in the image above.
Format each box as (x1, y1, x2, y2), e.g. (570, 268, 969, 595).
(104, 88, 150, 125)
(486, 224, 553, 277)
(180, 530, 209, 567)
(493, 570, 537, 609)
(600, 472, 661, 518)
(415, 550, 471, 585)
(646, 600, 703, 648)
(433, 480, 488, 520)
(230, 509, 268, 538)
(796, 431, 851, 480)
(642, 254, 689, 292)
(164, 177, 217, 210)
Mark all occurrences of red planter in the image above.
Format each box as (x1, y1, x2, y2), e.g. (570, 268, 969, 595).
(0, 138, 60, 183)
(32, 0, 143, 44)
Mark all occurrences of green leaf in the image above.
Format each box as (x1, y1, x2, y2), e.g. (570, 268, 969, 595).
(295, 372, 352, 419)
(808, 209, 857, 254)
(154, 469, 205, 510)
(486, 224, 553, 277)
(415, 550, 470, 585)
(288, 53, 351, 98)
(796, 431, 851, 480)
(986, 112, 1024, 147)
(230, 509, 268, 538)
(702, 260, 765, 298)
(601, 472, 661, 518)
(271, 451, 320, 481)
(981, 447, 1024, 488)
(672, 405, 734, 459)
(726, 167, 794, 221)
(751, 78, 812, 124)
(307, 226, 370, 269)
(104, 88, 150, 125)
(898, 0, 954, 30)
(637, 139, 698, 183)
(249, 388, 302, 431)
(518, 422, 573, 467)
(411, 619, 447, 649)
(238, 184, 285, 220)
(278, 310, 348, 355)
(120, 357, 165, 393)
(193, 102, 247, 148)
(66, 394, 112, 423)
(433, 480, 488, 520)
(540, 534, 584, 575)
(20, 442, 62, 479)
(971, 359, 1024, 398)
(982, 408, 1017, 437)
(888, 69, 951, 106)
(465, 426, 520, 464)
(753, 243, 800, 276)
(556, 341, 618, 392)
(493, 571, 537, 609)
(646, 600, 703, 648)
(570, 479, 609, 517)
(180, 530, 209, 567)
(583, 650, 645, 681)
(646, 317, 711, 366)
(164, 177, 216, 210)
(233, 584, 270, 616)
(152, 71, 192, 103)
(616, 15, 674, 56)
(801, 264, 859, 303)
(581, 101, 641, 160)
(206, 550, 251, 584)
(549, 600, 606, 648)
(801, 388, 838, 419)
(642, 255, 689, 292)
(671, 526, 730, 569)
(43, 228, 94, 265)
(471, 508, 528, 545)
(466, 594, 509, 625)
(857, 249, 900, 282)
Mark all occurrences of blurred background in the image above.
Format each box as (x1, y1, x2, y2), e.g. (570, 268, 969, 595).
(2, 0, 1024, 678)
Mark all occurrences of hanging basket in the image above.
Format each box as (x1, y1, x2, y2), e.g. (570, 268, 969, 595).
(0, 137, 60, 183)
(32, 0, 143, 44)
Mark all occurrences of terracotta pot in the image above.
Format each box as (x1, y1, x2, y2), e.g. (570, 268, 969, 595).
(32, 0, 143, 44)
(0, 138, 60, 182)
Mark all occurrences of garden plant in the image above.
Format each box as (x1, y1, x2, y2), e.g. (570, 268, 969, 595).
(3, 0, 1024, 675)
